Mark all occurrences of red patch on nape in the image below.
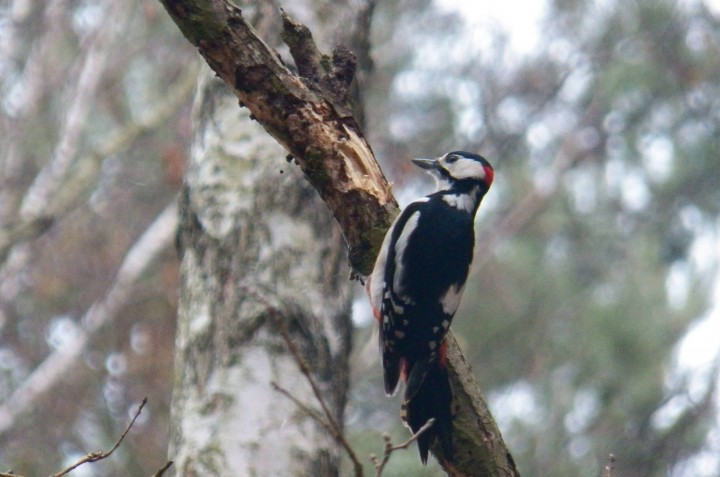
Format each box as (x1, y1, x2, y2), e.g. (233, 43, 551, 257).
(483, 165, 495, 186)
(439, 340, 449, 368)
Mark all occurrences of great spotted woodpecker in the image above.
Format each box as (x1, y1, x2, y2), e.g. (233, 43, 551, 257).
(368, 151, 494, 463)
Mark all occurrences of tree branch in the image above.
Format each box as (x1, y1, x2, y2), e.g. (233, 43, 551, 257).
(0, 200, 178, 437)
(242, 285, 363, 476)
(159, 3, 519, 474)
(160, 0, 396, 274)
(0, 398, 154, 477)
(370, 418, 436, 477)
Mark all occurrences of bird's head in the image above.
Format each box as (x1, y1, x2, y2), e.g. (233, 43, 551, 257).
(411, 151, 494, 192)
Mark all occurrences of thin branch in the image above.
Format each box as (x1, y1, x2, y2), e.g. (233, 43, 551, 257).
(244, 287, 364, 477)
(270, 382, 336, 438)
(49, 398, 148, 477)
(370, 418, 436, 477)
(0, 200, 178, 438)
(0, 65, 197, 266)
(19, 1, 132, 221)
(0, 399, 148, 477)
(149, 460, 174, 477)
(270, 309, 341, 431)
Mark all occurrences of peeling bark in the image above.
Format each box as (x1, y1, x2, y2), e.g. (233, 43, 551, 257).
(170, 70, 352, 476)
(161, 0, 395, 274)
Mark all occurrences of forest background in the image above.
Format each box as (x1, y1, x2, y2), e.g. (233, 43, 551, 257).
(1, 0, 720, 476)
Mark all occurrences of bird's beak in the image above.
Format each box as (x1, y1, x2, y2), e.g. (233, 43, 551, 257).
(411, 158, 438, 170)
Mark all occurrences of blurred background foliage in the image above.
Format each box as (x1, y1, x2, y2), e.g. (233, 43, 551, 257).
(1, 0, 719, 476)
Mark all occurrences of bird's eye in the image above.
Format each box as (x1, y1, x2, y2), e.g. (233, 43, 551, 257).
(446, 155, 459, 164)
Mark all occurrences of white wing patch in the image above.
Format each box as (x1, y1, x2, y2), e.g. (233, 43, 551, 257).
(369, 222, 393, 312)
(440, 282, 465, 315)
(392, 211, 421, 296)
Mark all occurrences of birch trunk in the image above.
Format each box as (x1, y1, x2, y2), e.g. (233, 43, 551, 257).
(168, 2, 372, 475)
(169, 67, 352, 476)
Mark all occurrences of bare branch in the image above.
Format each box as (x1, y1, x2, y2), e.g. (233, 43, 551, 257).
(271, 382, 334, 432)
(0, 399, 148, 477)
(0, 200, 178, 437)
(49, 398, 148, 477)
(19, 1, 133, 221)
(158, 0, 396, 274)
(371, 418, 436, 477)
(150, 461, 174, 477)
(244, 287, 364, 477)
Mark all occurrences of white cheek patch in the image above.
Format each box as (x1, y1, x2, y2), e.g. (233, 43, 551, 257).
(440, 283, 465, 315)
(446, 158, 487, 181)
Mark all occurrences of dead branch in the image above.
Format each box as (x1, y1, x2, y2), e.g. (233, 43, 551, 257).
(150, 461, 174, 477)
(244, 286, 364, 477)
(370, 418, 436, 477)
(49, 398, 148, 477)
(0, 399, 148, 477)
(159, 0, 396, 274)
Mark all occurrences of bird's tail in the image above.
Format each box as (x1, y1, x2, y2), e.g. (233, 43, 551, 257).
(400, 343, 454, 464)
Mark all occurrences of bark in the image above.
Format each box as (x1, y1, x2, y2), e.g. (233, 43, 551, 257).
(161, 1, 520, 475)
(161, 0, 395, 275)
(170, 69, 352, 476)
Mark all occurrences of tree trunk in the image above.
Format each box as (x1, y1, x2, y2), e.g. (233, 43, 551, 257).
(170, 67, 352, 476)
(168, 2, 373, 475)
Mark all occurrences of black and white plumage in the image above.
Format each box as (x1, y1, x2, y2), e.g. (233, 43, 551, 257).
(368, 151, 494, 463)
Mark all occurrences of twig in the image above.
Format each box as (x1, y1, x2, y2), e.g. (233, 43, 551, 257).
(270, 310, 365, 477)
(270, 382, 335, 438)
(603, 454, 616, 477)
(49, 398, 147, 477)
(0, 399, 166, 477)
(150, 461, 174, 477)
(243, 288, 363, 477)
(370, 418, 435, 477)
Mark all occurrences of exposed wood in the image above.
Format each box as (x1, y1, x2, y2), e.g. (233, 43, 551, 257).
(161, 0, 396, 274)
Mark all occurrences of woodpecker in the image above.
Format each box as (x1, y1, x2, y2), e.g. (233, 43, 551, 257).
(368, 151, 494, 463)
